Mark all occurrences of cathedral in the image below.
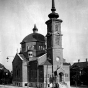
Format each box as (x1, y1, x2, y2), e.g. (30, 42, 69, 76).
(12, 0, 70, 87)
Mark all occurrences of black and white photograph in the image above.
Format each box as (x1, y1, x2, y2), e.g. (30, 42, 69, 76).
(0, 0, 88, 88)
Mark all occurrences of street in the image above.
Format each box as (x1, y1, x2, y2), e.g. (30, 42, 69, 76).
(0, 85, 88, 88)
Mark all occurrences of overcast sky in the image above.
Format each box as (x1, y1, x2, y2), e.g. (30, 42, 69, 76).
(0, 0, 88, 71)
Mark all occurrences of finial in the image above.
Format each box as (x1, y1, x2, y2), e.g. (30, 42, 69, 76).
(33, 24, 38, 33)
(34, 24, 36, 28)
(48, 0, 59, 19)
(51, 0, 56, 12)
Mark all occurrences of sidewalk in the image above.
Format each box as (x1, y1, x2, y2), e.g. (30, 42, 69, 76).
(0, 85, 88, 88)
(70, 86, 88, 88)
(0, 85, 22, 88)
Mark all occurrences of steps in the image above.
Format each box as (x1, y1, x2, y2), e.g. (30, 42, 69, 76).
(58, 82, 68, 88)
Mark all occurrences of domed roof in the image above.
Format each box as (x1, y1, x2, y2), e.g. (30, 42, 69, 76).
(21, 25, 45, 43)
(22, 33, 45, 43)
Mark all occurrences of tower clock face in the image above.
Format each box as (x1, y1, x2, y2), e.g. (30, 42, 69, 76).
(56, 57, 60, 62)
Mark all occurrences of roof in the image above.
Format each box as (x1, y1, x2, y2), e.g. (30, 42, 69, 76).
(38, 53, 51, 65)
(0, 63, 9, 73)
(63, 63, 70, 65)
(21, 33, 45, 43)
(3, 68, 9, 73)
(18, 52, 39, 63)
(17, 53, 51, 66)
(17, 53, 24, 60)
(20, 52, 28, 60)
(57, 66, 65, 73)
(71, 62, 88, 69)
(38, 54, 47, 65)
(40, 59, 52, 65)
(0, 63, 5, 69)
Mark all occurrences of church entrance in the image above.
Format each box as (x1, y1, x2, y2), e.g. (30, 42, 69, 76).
(59, 72, 64, 82)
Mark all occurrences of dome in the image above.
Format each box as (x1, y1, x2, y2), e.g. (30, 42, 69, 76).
(21, 25, 45, 43)
(21, 33, 45, 43)
(22, 33, 45, 43)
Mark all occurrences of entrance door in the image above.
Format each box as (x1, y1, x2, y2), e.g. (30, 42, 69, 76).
(59, 72, 64, 82)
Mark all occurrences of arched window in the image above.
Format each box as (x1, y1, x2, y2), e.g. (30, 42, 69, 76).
(43, 46, 45, 50)
(59, 72, 64, 82)
(41, 46, 42, 50)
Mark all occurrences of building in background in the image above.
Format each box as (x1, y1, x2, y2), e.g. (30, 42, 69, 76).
(12, 0, 70, 87)
(0, 63, 12, 84)
(70, 59, 88, 86)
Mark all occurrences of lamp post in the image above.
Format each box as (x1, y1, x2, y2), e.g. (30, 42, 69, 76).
(6, 56, 14, 62)
(6, 56, 14, 85)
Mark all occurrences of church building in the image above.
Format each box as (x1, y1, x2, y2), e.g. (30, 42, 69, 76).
(12, 0, 70, 87)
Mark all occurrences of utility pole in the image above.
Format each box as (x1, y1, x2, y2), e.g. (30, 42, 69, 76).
(6, 56, 14, 62)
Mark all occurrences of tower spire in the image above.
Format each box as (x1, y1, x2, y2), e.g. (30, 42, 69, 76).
(51, 0, 56, 12)
(48, 0, 59, 19)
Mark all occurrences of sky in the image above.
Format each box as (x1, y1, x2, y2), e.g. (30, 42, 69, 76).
(0, 0, 88, 71)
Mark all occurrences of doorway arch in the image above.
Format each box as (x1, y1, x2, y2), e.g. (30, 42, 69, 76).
(59, 72, 64, 82)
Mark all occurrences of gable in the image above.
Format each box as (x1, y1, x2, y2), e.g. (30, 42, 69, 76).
(12, 54, 23, 67)
(40, 60, 52, 65)
(57, 67, 65, 74)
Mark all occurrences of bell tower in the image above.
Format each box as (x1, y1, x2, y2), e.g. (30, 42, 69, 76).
(46, 0, 63, 72)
